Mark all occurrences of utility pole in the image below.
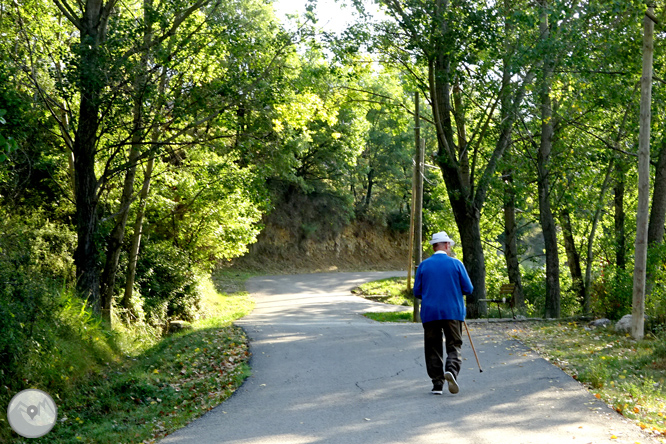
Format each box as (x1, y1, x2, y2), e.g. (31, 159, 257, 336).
(632, 3, 657, 341)
(413, 140, 424, 322)
(408, 92, 423, 322)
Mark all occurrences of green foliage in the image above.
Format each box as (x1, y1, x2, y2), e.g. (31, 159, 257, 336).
(0, 213, 76, 383)
(134, 240, 201, 326)
(645, 244, 666, 328)
(590, 263, 633, 321)
(0, 109, 18, 160)
(521, 267, 547, 317)
(147, 152, 263, 268)
(0, 280, 253, 443)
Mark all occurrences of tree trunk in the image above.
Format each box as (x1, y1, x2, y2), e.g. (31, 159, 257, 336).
(363, 168, 375, 212)
(456, 211, 486, 318)
(502, 172, 525, 309)
(632, 7, 655, 340)
(99, 143, 141, 322)
(123, 155, 155, 312)
(499, 4, 524, 311)
(583, 162, 614, 314)
(99, 0, 153, 323)
(645, 138, 666, 297)
(614, 161, 627, 271)
(72, 0, 114, 311)
(74, 116, 101, 310)
(560, 210, 585, 307)
(412, 94, 422, 322)
(537, 0, 561, 319)
(647, 138, 666, 246)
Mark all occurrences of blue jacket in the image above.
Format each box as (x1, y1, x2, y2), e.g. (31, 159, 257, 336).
(413, 252, 474, 323)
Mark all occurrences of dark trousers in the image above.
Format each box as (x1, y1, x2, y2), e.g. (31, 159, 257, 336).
(423, 319, 463, 383)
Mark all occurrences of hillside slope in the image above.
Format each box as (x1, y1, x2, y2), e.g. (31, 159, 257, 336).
(230, 186, 410, 273)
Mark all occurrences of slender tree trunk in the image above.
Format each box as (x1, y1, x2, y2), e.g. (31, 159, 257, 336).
(645, 138, 666, 297)
(583, 162, 614, 313)
(560, 210, 585, 307)
(412, 93, 422, 322)
(611, 91, 635, 274)
(499, 3, 524, 310)
(632, 7, 655, 340)
(537, 0, 561, 318)
(503, 172, 525, 309)
(363, 168, 374, 212)
(647, 138, 666, 245)
(99, 1, 152, 323)
(614, 161, 627, 271)
(123, 155, 155, 311)
(99, 143, 141, 322)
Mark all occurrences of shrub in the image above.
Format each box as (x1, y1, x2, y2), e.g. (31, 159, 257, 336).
(590, 263, 633, 320)
(134, 240, 202, 327)
(0, 213, 76, 385)
(386, 210, 410, 233)
(522, 266, 546, 317)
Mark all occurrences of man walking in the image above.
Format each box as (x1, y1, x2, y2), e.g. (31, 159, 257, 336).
(413, 231, 474, 395)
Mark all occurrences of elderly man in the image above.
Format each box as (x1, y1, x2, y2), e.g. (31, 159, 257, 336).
(413, 231, 474, 395)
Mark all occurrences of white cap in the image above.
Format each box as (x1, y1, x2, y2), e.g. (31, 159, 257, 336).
(429, 231, 455, 246)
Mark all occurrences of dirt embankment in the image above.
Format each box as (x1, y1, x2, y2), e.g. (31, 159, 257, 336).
(228, 182, 411, 274)
(231, 220, 410, 274)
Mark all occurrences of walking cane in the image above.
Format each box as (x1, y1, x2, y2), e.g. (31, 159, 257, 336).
(463, 321, 483, 373)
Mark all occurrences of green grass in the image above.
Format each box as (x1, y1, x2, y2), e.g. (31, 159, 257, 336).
(353, 277, 414, 306)
(355, 277, 415, 323)
(510, 322, 666, 440)
(3, 272, 255, 444)
(363, 311, 413, 323)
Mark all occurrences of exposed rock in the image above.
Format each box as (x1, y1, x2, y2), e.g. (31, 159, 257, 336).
(589, 318, 611, 328)
(168, 320, 193, 334)
(615, 314, 633, 333)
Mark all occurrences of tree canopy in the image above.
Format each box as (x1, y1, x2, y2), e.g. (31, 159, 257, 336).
(1, 0, 666, 335)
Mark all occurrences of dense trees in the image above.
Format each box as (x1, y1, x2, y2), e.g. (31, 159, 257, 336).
(2, 0, 666, 341)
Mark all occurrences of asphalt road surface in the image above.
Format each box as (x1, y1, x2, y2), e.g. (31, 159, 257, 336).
(160, 272, 659, 444)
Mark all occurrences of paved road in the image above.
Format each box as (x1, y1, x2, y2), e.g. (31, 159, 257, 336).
(161, 272, 658, 444)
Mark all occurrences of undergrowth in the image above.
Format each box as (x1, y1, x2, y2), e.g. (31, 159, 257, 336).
(1, 271, 254, 443)
(510, 322, 666, 442)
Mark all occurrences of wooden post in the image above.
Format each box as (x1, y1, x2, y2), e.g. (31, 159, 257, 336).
(413, 138, 424, 323)
(407, 162, 416, 289)
(409, 92, 422, 322)
(632, 5, 656, 341)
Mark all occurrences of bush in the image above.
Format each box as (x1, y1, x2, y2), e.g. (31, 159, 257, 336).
(520, 266, 545, 317)
(0, 213, 76, 385)
(590, 263, 633, 320)
(134, 240, 202, 327)
(386, 210, 410, 233)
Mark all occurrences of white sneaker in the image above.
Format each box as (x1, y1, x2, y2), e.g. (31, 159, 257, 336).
(444, 371, 459, 394)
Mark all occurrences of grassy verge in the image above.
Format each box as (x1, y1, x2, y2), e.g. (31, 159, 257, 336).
(352, 277, 413, 306)
(363, 311, 413, 323)
(355, 277, 415, 323)
(510, 322, 666, 441)
(4, 271, 255, 444)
